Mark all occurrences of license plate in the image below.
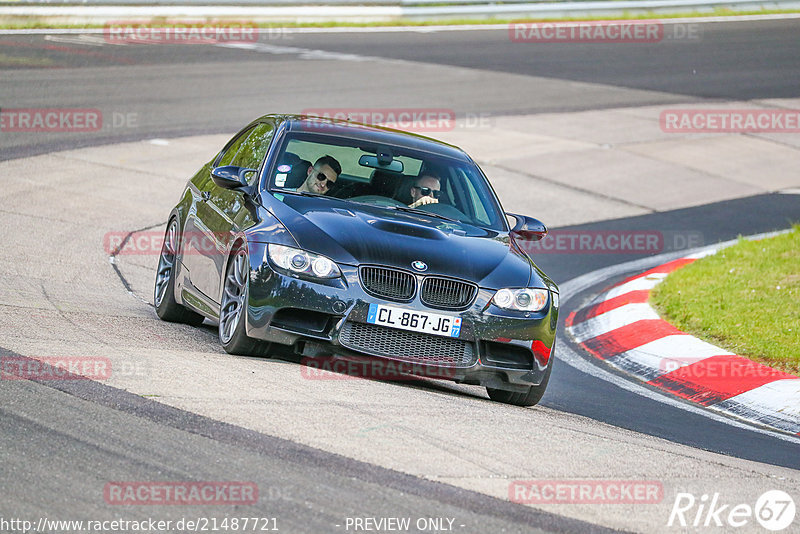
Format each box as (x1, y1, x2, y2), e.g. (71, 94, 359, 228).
(366, 303, 461, 338)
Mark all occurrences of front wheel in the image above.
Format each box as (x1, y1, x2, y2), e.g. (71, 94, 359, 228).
(219, 245, 272, 357)
(486, 361, 552, 407)
(154, 219, 205, 326)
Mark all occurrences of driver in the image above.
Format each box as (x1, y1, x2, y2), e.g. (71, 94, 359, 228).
(297, 155, 342, 195)
(408, 175, 441, 209)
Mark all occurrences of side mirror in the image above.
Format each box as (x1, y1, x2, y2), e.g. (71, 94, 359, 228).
(211, 166, 257, 191)
(507, 213, 547, 241)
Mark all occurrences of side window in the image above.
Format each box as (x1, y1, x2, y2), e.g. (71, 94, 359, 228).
(217, 125, 257, 167)
(230, 122, 275, 184)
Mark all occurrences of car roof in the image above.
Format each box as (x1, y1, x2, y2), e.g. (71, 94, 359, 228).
(259, 114, 472, 162)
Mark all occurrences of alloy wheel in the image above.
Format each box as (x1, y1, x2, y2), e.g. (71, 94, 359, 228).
(219, 249, 248, 344)
(154, 220, 179, 307)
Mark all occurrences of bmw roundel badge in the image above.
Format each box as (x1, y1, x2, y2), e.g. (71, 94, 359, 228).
(411, 260, 428, 272)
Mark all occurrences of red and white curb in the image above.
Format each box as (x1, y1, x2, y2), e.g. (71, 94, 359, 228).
(565, 250, 800, 436)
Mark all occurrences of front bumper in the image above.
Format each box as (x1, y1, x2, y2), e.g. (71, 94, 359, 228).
(245, 242, 558, 392)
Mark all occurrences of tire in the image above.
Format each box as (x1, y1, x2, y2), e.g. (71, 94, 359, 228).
(218, 245, 272, 357)
(486, 360, 552, 407)
(154, 219, 205, 326)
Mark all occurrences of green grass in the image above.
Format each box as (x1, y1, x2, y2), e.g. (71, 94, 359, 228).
(1, 8, 800, 30)
(650, 227, 800, 376)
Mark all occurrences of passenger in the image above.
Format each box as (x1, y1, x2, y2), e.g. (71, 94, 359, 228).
(408, 175, 441, 209)
(297, 155, 342, 195)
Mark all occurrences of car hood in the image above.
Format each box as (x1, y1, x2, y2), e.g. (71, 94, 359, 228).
(261, 194, 540, 289)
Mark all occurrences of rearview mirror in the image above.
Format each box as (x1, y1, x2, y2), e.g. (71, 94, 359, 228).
(211, 166, 257, 190)
(358, 154, 404, 173)
(507, 213, 547, 241)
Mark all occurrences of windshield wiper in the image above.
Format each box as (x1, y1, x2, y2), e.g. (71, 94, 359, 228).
(273, 189, 322, 198)
(387, 205, 460, 223)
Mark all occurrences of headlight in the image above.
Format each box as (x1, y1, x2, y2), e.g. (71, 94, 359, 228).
(492, 288, 549, 312)
(268, 244, 341, 279)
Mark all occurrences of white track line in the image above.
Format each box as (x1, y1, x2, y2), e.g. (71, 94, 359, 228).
(612, 335, 732, 381)
(603, 272, 668, 301)
(558, 230, 800, 442)
(557, 340, 800, 443)
(714, 380, 800, 434)
(569, 303, 660, 343)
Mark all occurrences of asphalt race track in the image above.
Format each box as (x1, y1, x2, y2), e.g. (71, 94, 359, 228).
(1, 18, 799, 533)
(4, 19, 800, 159)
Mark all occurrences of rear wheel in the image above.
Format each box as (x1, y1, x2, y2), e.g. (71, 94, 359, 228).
(219, 245, 272, 357)
(154, 219, 205, 326)
(486, 361, 552, 407)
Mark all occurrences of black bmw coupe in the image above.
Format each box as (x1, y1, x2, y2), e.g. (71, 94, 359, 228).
(154, 115, 559, 406)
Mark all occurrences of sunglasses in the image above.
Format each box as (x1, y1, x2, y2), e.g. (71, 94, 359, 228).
(413, 186, 441, 199)
(315, 172, 336, 188)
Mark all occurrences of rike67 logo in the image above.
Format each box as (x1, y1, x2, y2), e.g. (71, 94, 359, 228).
(668, 490, 796, 531)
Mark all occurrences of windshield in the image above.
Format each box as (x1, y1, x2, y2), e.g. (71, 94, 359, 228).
(267, 132, 507, 231)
